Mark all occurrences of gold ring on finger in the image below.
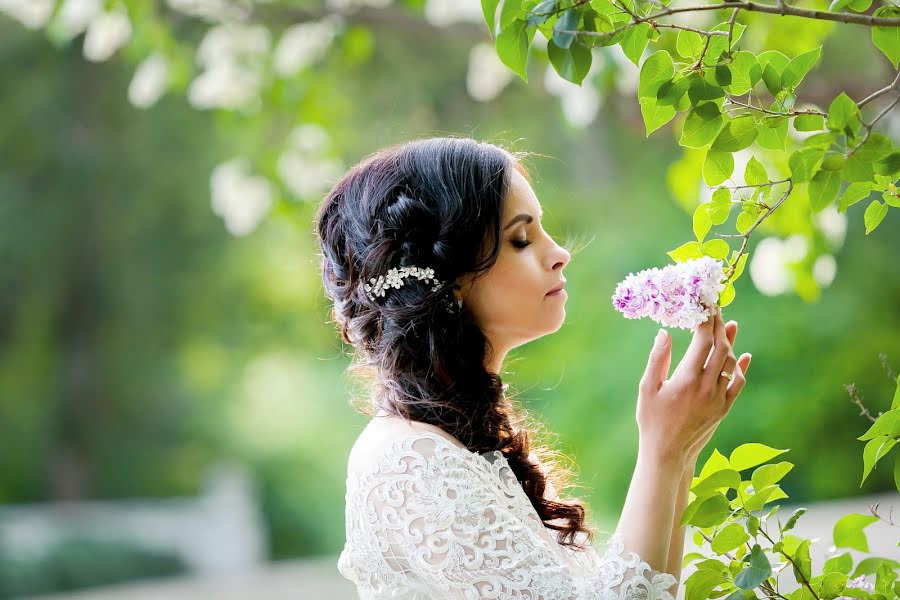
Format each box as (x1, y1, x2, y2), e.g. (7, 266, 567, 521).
(720, 370, 734, 382)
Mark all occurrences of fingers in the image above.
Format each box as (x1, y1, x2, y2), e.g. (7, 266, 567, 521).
(703, 307, 733, 388)
(640, 329, 672, 392)
(724, 353, 752, 407)
(681, 306, 717, 374)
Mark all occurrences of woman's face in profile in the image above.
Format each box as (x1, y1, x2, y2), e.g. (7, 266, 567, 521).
(459, 167, 571, 359)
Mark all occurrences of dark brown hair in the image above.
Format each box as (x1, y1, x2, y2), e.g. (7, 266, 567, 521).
(314, 136, 595, 549)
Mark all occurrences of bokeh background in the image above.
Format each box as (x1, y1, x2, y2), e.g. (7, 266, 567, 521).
(0, 0, 898, 598)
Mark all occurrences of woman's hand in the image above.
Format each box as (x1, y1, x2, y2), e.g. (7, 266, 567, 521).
(635, 306, 752, 466)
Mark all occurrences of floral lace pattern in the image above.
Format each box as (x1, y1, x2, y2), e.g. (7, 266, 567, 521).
(338, 431, 678, 600)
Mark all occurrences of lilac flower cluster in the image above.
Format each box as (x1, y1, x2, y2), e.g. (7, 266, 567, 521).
(836, 575, 874, 600)
(611, 256, 727, 330)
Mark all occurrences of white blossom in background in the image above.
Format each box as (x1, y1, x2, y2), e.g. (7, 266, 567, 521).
(466, 42, 514, 102)
(83, 8, 132, 62)
(424, 0, 483, 27)
(0, 0, 54, 29)
(813, 253, 837, 287)
(210, 158, 274, 236)
(286, 123, 331, 154)
(326, 0, 393, 8)
(189, 23, 270, 110)
(749, 234, 808, 296)
(276, 124, 344, 200)
(543, 59, 604, 128)
(128, 53, 169, 109)
(189, 61, 262, 109)
(166, 0, 250, 22)
(273, 16, 343, 77)
(53, 0, 101, 40)
(196, 22, 270, 67)
(813, 204, 847, 248)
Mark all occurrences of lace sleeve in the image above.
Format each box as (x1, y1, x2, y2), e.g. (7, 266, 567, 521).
(338, 432, 679, 600)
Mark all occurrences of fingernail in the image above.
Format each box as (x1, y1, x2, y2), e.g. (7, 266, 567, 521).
(656, 329, 667, 345)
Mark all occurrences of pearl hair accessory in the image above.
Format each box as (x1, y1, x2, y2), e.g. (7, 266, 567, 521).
(364, 265, 462, 313)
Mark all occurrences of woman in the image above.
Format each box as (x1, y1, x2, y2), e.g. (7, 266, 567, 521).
(314, 136, 751, 599)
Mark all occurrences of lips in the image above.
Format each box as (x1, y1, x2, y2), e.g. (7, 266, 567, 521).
(546, 280, 566, 295)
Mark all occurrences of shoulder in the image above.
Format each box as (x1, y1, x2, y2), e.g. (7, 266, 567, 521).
(346, 412, 467, 480)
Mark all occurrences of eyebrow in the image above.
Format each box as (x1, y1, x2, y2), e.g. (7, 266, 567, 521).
(503, 211, 544, 231)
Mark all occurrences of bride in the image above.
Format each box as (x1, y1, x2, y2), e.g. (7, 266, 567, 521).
(314, 136, 752, 599)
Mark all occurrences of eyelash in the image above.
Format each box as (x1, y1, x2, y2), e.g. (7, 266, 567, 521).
(511, 238, 532, 249)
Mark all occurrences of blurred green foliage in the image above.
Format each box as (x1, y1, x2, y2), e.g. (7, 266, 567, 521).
(0, 3, 897, 574)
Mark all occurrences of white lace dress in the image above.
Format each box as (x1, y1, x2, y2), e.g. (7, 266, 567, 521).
(337, 430, 679, 600)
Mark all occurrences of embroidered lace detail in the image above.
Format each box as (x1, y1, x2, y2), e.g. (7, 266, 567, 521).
(338, 430, 678, 600)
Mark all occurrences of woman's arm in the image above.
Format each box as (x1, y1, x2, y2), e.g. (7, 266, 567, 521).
(664, 458, 697, 596)
(614, 444, 688, 576)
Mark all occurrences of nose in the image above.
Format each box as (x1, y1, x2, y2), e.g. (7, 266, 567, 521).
(549, 240, 570, 271)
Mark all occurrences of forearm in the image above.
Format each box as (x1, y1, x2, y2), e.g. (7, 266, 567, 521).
(665, 459, 697, 595)
(615, 445, 687, 574)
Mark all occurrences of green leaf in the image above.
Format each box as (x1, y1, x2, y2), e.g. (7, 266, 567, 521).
(791, 539, 812, 584)
(709, 188, 732, 224)
(686, 569, 730, 600)
(757, 50, 790, 95)
(702, 239, 730, 259)
(864, 199, 889, 234)
(789, 147, 825, 183)
(552, 7, 580, 49)
(496, 19, 534, 81)
(688, 74, 726, 104)
(668, 240, 703, 262)
(830, 0, 854, 11)
(857, 409, 900, 441)
(848, 0, 872, 10)
(704, 148, 734, 186)
(681, 103, 726, 149)
(712, 115, 758, 152)
(756, 116, 788, 151)
(744, 156, 768, 186)
(620, 22, 652, 66)
(782, 46, 822, 90)
(730, 443, 789, 472)
(838, 182, 873, 212)
(482, 0, 502, 34)
(676, 29, 704, 58)
(525, 0, 556, 27)
(861, 435, 899, 485)
(895, 455, 900, 495)
(694, 203, 712, 242)
(639, 50, 675, 98)
(719, 282, 735, 307)
(782, 507, 807, 533)
(844, 133, 893, 182)
(734, 545, 772, 590)
(751, 461, 794, 491)
(712, 523, 751, 554)
(692, 493, 732, 527)
(736, 211, 756, 234)
(876, 151, 900, 176)
(725, 51, 761, 96)
(639, 96, 677, 136)
(500, 0, 524, 29)
(872, 6, 900, 69)
(893, 375, 900, 410)
(826, 92, 862, 138)
(548, 39, 592, 83)
(833, 514, 880, 552)
(809, 169, 842, 212)
(823, 552, 854, 575)
(794, 113, 825, 132)
(853, 557, 900, 578)
(691, 468, 742, 495)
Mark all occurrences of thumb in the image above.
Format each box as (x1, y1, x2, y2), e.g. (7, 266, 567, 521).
(643, 328, 671, 389)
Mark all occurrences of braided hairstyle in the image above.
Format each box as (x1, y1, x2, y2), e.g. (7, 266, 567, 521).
(314, 136, 595, 549)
